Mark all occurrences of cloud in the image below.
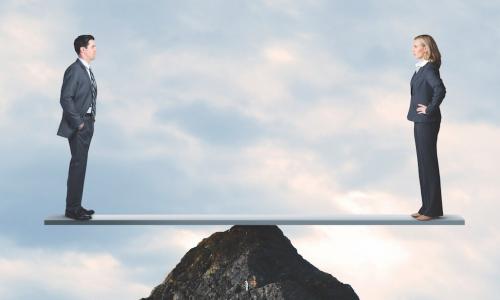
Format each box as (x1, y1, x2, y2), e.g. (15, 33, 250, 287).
(263, 45, 298, 64)
(0, 237, 150, 300)
(1, 0, 500, 299)
(289, 224, 499, 299)
(128, 227, 229, 256)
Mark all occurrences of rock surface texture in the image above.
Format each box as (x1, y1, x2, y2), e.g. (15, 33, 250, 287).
(141, 225, 359, 300)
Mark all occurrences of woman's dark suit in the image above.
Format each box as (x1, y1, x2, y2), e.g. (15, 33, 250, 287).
(407, 62, 446, 217)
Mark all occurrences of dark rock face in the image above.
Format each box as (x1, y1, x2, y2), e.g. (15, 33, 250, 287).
(141, 226, 359, 300)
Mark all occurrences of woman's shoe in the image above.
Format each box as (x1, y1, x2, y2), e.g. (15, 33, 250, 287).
(416, 215, 434, 221)
(411, 213, 421, 218)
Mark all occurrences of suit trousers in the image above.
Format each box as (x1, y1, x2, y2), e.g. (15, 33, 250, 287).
(414, 121, 443, 217)
(66, 114, 94, 212)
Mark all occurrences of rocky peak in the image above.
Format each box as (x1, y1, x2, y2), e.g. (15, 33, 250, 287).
(142, 225, 359, 300)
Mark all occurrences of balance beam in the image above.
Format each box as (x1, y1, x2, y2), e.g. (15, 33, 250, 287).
(44, 214, 465, 225)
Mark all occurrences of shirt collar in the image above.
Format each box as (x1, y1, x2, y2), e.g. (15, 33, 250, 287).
(78, 57, 91, 70)
(415, 59, 429, 68)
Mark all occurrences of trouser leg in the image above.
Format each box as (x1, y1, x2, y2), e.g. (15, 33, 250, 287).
(414, 122, 443, 217)
(415, 123, 427, 214)
(65, 117, 93, 212)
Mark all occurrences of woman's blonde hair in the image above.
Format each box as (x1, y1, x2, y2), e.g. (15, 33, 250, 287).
(414, 34, 442, 69)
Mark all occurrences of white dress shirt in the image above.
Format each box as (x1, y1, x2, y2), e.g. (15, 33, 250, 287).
(415, 59, 429, 73)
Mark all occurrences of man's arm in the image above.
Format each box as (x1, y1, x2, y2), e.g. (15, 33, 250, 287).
(60, 67, 84, 129)
(424, 66, 446, 115)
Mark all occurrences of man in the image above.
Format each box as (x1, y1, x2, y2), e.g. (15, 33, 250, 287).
(57, 35, 97, 221)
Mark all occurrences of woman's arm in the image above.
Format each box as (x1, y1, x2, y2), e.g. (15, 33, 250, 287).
(423, 65, 446, 115)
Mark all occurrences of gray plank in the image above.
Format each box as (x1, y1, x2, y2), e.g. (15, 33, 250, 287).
(44, 214, 465, 225)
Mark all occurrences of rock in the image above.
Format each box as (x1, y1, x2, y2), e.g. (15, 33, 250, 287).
(141, 225, 359, 300)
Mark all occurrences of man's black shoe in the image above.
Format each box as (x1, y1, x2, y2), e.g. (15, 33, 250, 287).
(65, 210, 91, 221)
(80, 207, 95, 215)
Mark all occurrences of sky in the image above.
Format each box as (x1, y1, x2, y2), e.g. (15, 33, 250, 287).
(1, 0, 499, 299)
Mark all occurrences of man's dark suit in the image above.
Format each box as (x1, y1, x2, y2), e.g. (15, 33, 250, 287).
(407, 62, 445, 217)
(57, 59, 96, 213)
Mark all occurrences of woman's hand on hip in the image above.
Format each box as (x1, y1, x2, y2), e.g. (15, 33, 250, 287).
(417, 104, 427, 114)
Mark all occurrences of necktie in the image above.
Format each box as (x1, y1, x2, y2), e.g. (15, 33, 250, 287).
(89, 67, 97, 117)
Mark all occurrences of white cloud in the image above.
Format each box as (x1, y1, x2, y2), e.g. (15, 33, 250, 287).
(263, 45, 297, 64)
(0, 237, 150, 300)
(129, 227, 228, 255)
(0, 1, 76, 137)
(2, 1, 500, 299)
(0, 4, 74, 96)
(288, 224, 500, 299)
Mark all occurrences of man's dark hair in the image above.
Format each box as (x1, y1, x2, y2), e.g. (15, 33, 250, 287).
(74, 35, 95, 55)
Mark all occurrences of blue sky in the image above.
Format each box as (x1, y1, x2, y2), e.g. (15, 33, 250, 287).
(1, 0, 499, 299)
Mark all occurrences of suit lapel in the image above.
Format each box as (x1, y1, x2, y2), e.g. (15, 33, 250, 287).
(74, 59, 94, 114)
(412, 66, 422, 81)
(75, 59, 92, 86)
(411, 63, 429, 86)
(411, 71, 417, 85)
(411, 63, 429, 95)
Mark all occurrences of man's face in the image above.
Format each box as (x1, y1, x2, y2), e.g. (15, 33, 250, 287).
(81, 39, 96, 61)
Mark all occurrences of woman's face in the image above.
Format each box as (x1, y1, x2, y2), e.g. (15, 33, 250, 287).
(412, 39, 427, 60)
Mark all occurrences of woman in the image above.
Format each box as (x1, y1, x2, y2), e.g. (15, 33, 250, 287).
(407, 34, 446, 221)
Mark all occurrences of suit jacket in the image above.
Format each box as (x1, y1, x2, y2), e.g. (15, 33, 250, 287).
(407, 62, 446, 123)
(57, 59, 95, 138)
